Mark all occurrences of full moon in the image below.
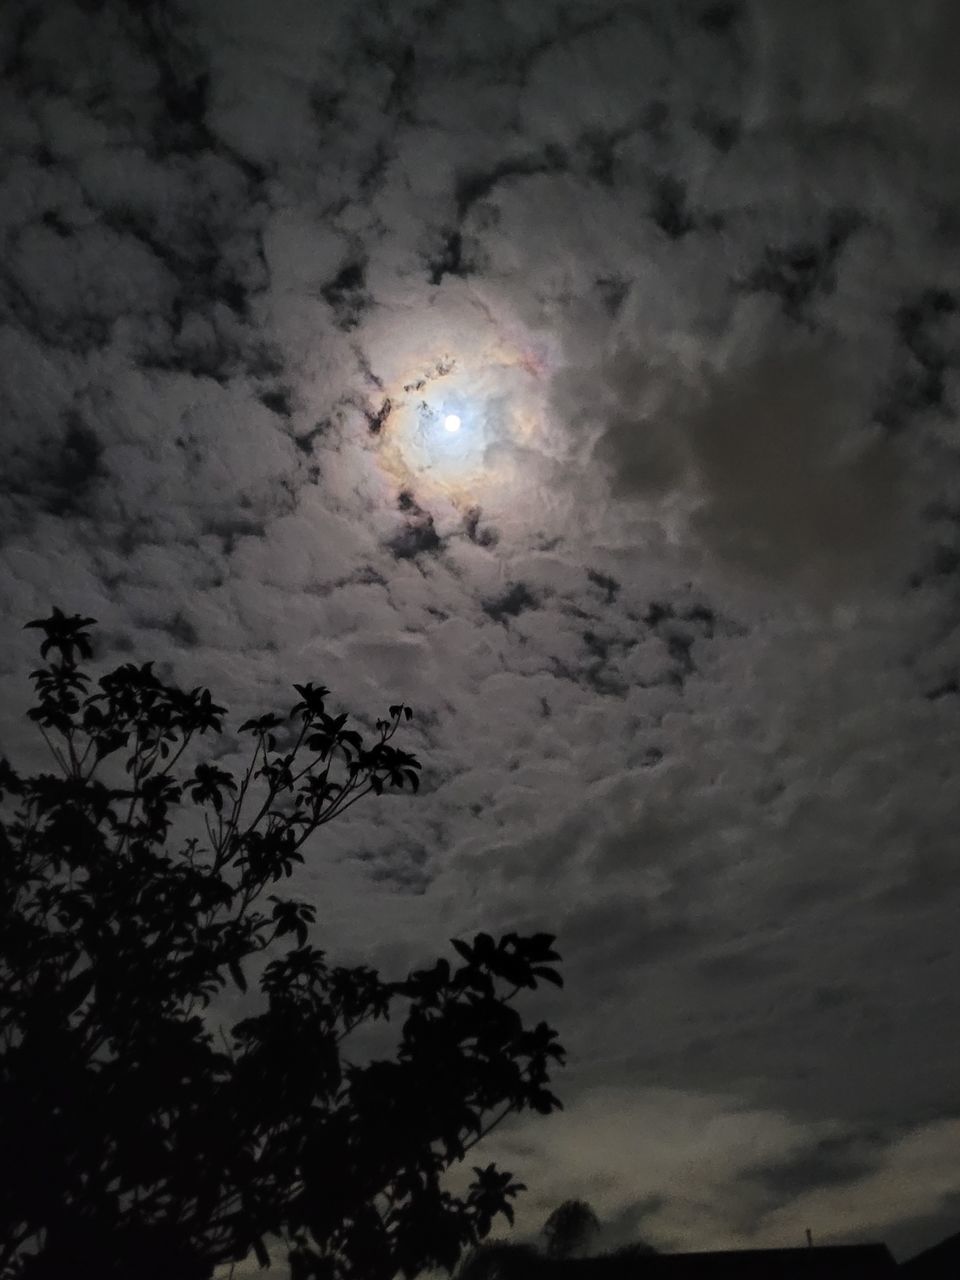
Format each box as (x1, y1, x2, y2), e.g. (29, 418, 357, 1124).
(370, 326, 551, 513)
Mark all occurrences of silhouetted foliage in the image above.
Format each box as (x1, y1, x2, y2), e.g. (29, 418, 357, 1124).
(607, 1241, 658, 1260)
(457, 1241, 542, 1280)
(0, 609, 566, 1279)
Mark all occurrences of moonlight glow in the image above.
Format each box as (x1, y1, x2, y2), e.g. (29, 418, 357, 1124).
(370, 331, 552, 515)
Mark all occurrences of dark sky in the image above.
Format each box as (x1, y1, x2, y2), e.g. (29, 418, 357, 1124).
(2, 0, 960, 1270)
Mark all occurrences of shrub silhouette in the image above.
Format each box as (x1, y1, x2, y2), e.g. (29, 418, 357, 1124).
(0, 609, 565, 1279)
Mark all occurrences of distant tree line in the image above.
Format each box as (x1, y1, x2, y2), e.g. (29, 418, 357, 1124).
(458, 1199, 657, 1280)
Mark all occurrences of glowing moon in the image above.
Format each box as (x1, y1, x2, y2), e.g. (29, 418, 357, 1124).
(368, 319, 553, 513)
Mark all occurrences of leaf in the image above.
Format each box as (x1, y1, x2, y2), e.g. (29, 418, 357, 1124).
(239, 712, 285, 735)
(532, 966, 564, 988)
(228, 959, 247, 992)
(61, 968, 95, 1011)
(473, 933, 495, 960)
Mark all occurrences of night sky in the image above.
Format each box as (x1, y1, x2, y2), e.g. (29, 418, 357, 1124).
(2, 0, 960, 1270)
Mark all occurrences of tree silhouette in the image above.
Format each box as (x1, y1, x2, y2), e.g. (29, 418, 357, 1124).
(541, 1200, 600, 1260)
(457, 1199, 656, 1280)
(0, 609, 566, 1279)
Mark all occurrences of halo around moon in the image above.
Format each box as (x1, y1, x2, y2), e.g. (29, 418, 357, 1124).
(369, 319, 552, 514)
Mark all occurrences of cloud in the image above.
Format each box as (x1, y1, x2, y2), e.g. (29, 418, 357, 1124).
(759, 1119, 960, 1257)
(447, 1086, 840, 1253)
(582, 321, 906, 594)
(461, 1091, 960, 1259)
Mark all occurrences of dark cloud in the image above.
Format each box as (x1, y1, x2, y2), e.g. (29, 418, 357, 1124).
(389, 489, 444, 560)
(586, 569, 620, 605)
(742, 1131, 886, 1205)
(484, 582, 539, 624)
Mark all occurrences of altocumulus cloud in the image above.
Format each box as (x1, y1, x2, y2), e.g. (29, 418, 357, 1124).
(1, 0, 960, 1266)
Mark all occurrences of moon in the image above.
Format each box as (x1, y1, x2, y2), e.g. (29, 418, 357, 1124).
(368, 323, 553, 515)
